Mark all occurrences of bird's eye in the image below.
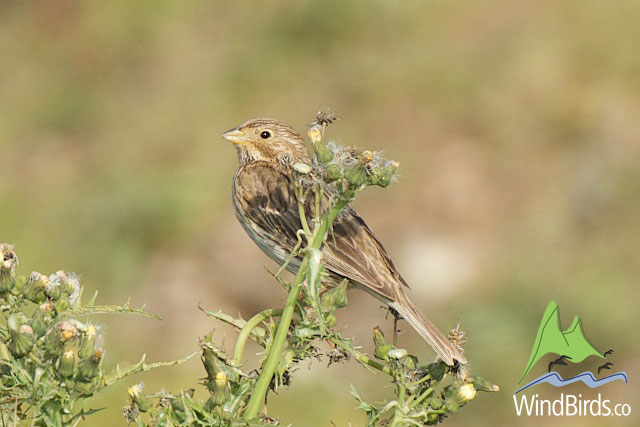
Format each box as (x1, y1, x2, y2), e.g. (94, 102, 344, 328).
(260, 131, 272, 139)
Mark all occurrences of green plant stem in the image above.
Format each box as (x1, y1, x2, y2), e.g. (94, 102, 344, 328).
(243, 257, 309, 420)
(103, 351, 197, 386)
(233, 308, 283, 366)
(409, 386, 434, 409)
(295, 185, 312, 237)
(328, 336, 392, 375)
(243, 198, 349, 420)
(390, 374, 407, 427)
(69, 301, 161, 320)
(407, 373, 431, 388)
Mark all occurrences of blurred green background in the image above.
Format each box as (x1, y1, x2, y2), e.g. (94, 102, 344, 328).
(1, 1, 639, 425)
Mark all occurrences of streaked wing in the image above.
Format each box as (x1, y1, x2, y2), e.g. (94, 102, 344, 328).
(324, 208, 408, 300)
(234, 161, 407, 301)
(233, 162, 300, 263)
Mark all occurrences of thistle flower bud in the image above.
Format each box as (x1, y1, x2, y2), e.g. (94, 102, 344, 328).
(202, 344, 222, 381)
(42, 400, 63, 425)
(321, 279, 348, 310)
(359, 150, 375, 164)
(429, 396, 444, 410)
(59, 321, 77, 341)
(53, 294, 71, 312)
(59, 350, 77, 378)
(387, 348, 408, 360)
(375, 162, 399, 188)
(445, 396, 461, 413)
(78, 349, 103, 381)
(211, 371, 230, 406)
(7, 312, 29, 331)
(22, 272, 49, 303)
(47, 271, 81, 306)
(0, 244, 18, 293)
(470, 374, 500, 392)
(373, 326, 393, 361)
(9, 325, 35, 358)
(59, 271, 80, 296)
(308, 124, 323, 143)
(278, 349, 296, 375)
(405, 355, 418, 370)
(427, 361, 447, 381)
(74, 380, 98, 396)
(10, 275, 28, 295)
(293, 327, 320, 339)
(0, 340, 11, 361)
(19, 324, 33, 334)
(170, 395, 187, 421)
(0, 244, 18, 270)
(45, 321, 78, 358)
(128, 383, 153, 413)
(293, 162, 312, 174)
(313, 141, 334, 164)
(325, 163, 342, 180)
(344, 164, 367, 187)
(31, 301, 55, 337)
(426, 412, 440, 425)
(79, 324, 97, 359)
(215, 371, 227, 389)
(44, 280, 61, 300)
(324, 313, 337, 328)
(457, 383, 477, 402)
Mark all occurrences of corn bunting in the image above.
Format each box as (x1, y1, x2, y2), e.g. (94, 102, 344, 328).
(222, 118, 466, 365)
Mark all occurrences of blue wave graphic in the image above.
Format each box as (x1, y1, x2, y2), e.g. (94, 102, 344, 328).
(515, 371, 628, 394)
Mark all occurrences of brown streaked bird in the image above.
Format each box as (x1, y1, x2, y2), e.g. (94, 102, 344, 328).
(222, 118, 466, 365)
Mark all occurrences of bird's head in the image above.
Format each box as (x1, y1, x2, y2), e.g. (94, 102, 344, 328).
(222, 118, 311, 166)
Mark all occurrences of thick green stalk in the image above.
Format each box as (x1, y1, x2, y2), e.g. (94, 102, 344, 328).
(233, 308, 283, 366)
(409, 385, 434, 409)
(243, 257, 309, 419)
(243, 197, 349, 420)
(390, 376, 407, 427)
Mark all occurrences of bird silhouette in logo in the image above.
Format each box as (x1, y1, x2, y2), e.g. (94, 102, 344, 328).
(548, 355, 572, 372)
(598, 362, 614, 374)
(603, 349, 614, 357)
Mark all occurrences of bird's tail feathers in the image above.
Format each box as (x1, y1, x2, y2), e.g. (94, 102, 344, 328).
(391, 292, 467, 365)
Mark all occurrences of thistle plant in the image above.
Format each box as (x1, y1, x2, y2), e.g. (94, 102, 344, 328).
(122, 113, 498, 426)
(0, 243, 195, 426)
(1, 113, 497, 425)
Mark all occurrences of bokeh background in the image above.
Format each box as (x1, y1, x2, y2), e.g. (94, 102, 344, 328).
(1, 1, 639, 426)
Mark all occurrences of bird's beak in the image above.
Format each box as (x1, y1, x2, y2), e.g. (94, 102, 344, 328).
(221, 127, 248, 145)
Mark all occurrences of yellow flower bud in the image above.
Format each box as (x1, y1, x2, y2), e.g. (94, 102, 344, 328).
(458, 383, 477, 402)
(215, 371, 227, 388)
(307, 124, 323, 143)
(128, 382, 153, 412)
(373, 326, 393, 360)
